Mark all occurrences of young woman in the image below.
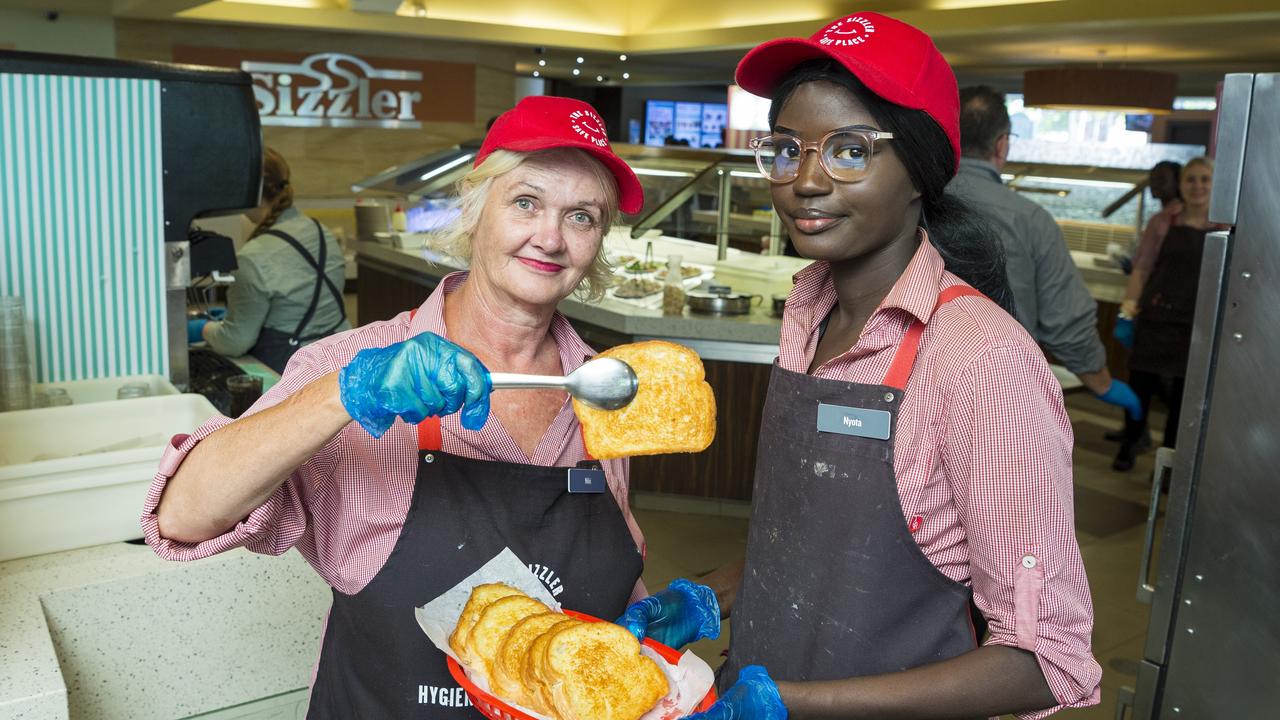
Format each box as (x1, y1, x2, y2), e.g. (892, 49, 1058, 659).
(1113, 157, 1220, 471)
(190, 148, 349, 373)
(620, 13, 1101, 719)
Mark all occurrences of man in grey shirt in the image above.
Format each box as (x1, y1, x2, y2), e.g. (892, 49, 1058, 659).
(947, 86, 1141, 425)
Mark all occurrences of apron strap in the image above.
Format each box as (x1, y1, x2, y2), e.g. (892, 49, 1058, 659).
(882, 285, 987, 390)
(406, 307, 595, 460)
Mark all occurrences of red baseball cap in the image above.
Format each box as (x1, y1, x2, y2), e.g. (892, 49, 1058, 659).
(735, 12, 961, 173)
(476, 95, 644, 214)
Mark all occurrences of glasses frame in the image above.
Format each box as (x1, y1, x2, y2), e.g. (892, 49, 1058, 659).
(749, 128, 894, 184)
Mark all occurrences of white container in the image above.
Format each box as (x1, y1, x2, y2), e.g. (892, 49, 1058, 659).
(0, 393, 218, 562)
(35, 373, 179, 406)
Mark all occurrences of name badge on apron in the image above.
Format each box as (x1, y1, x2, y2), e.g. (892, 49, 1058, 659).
(567, 466, 606, 493)
(816, 403, 891, 440)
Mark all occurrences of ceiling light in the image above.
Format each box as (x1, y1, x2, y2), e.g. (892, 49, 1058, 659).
(537, 59, 546, 67)
(596, 75, 604, 82)
(572, 68, 580, 76)
(622, 72, 630, 80)
(1023, 68, 1178, 114)
(532, 71, 540, 77)
(619, 54, 627, 61)
(576, 56, 584, 64)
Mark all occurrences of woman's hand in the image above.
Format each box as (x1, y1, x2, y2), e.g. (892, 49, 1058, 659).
(686, 666, 787, 720)
(617, 578, 721, 650)
(338, 332, 492, 438)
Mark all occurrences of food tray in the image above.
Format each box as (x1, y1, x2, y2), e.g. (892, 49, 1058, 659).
(446, 609, 717, 720)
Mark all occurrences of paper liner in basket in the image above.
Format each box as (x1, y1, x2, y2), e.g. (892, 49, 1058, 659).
(414, 547, 715, 720)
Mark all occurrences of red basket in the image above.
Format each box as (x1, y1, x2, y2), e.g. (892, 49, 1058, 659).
(446, 609, 717, 720)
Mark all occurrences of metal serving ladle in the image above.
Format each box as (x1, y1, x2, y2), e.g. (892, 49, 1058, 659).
(488, 357, 639, 411)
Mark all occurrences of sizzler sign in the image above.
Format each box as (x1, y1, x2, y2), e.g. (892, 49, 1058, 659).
(170, 46, 477, 128)
(245, 53, 423, 128)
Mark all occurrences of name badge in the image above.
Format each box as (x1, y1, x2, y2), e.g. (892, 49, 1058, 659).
(816, 403, 891, 440)
(567, 467, 606, 493)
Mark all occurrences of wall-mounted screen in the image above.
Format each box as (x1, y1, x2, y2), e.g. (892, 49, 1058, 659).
(644, 99, 728, 148)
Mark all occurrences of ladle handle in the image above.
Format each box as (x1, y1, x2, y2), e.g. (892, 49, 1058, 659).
(488, 372, 569, 391)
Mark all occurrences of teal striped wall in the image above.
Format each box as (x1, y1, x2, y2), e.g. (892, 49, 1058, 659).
(0, 72, 167, 382)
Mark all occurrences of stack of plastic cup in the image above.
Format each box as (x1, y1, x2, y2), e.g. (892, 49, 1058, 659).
(1, 296, 34, 412)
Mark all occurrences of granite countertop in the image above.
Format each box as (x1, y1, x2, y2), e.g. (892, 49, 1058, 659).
(0, 542, 328, 719)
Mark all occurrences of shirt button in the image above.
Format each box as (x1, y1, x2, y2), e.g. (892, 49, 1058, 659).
(1022, 555, 1037, 569)
(423, 453, 435, 464)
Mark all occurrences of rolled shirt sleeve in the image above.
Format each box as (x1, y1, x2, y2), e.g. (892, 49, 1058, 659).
(140, 343, 341, 561)
(942, 342, 1102, 716)
(1024, 207, 1107, 377)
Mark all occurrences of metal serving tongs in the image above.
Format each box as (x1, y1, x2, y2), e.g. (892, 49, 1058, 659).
(488, 357, 639, 410)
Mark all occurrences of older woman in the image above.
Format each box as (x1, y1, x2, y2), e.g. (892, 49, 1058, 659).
(142, 96, 646, 719)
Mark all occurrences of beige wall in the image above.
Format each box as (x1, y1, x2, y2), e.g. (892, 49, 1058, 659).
(115, 19, 518, 199)
(0, 9, 115, 58)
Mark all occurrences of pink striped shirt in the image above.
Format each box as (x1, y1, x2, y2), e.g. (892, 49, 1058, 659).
(778, 238, 1100, 717)
(141, 272, 645, 602)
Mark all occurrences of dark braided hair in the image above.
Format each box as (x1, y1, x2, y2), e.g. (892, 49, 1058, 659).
(250, 147, 294, 238)
(769, 61, 1015, 316)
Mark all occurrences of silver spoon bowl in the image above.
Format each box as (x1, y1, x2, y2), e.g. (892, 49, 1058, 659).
(488, 357, 638, 410)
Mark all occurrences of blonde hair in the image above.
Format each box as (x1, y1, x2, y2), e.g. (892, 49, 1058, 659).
(250, 147, 293, 237)
(432, 148, 619, 301)
(1183, 156, 1214, 174)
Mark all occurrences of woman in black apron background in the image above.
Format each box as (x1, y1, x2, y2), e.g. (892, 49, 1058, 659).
(189, 147, 350, 373)
(144, 97, 649, 718)
(1113, 157, 1219, 471)
(620, 13, 1101, 719)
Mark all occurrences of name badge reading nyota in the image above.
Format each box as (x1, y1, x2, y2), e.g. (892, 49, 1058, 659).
(816, 403, 891, 440)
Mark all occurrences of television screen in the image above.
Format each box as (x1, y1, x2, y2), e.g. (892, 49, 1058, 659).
(644, 98, 729, 148)
(1125, 113, 1155, 133)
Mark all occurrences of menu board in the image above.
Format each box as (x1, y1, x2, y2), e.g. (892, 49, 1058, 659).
(644, 99, 728, 148)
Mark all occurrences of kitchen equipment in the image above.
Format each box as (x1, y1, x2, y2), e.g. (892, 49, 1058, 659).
(227, 373, 264, 418)
(771, 294, 788, 318)
(0, 296, 33, 412)
(0, 393, 218, 562)
(686, 286, 761, 316)
(1123, 73, 1280, 719)
(489, 357, 638, 411)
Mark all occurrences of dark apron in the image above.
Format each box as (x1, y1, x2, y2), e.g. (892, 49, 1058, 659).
(722, 286, 982, 690)
(1130, 223, 1208, 377)
(250, 219, 347, 374)
(306, 414, 643, 718)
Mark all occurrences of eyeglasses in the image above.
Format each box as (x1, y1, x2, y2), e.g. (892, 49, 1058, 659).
(749, 129, 894, 184)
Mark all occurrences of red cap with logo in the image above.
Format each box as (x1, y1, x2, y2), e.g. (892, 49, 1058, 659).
(735, 12, 961, 172)
(476, 95, 644, 214)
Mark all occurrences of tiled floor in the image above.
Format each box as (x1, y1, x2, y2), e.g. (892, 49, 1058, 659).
(634, 390, 1168, 719)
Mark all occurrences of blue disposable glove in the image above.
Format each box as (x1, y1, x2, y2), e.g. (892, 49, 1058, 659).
(188, 318, 208, 344)
(686, 665, 787, 720)
(338, 331, 491, 438)
(208, 307, 227, 321)
(1098, 379, 1143, 421)
(1113, 317, 1135, 349)
(617, 578, 720, 650)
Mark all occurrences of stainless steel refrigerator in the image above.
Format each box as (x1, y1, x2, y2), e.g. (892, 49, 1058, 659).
(1124, 72, 1280, 718)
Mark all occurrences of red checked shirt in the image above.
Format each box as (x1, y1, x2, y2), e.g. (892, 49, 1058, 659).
(778, 238, 1101, 717)
(141, 272, 646, 602)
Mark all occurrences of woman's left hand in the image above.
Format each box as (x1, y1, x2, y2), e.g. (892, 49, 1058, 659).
(686, 665, 787, 720)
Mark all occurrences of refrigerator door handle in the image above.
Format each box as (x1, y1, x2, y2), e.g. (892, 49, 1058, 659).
(1137, 447, 1176, 604)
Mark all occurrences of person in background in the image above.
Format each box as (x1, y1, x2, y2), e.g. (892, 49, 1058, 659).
(622, 13, 1100, 719)
(946, 85, 1142, 422)
(1111, 157, 1221, 471)
(144, 96, 649, 718)
(1108, 160, 1181, 446)
(189, 148, 349, 373)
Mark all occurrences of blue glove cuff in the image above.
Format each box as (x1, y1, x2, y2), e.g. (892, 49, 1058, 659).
(338, 346, 397, 438)
(670, 578, 722, 642)
(740, 665, 788, 718)
(187, 318, 209, 344)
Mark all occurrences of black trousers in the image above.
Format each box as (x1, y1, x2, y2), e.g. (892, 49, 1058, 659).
(1123, 369, 1185, 448)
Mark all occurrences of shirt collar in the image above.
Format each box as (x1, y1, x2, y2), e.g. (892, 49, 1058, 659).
(957, 157, 1003, 184)
(277, 206, 303, 222)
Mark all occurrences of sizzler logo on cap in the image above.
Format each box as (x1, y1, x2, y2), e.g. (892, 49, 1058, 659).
(818, 16, 876, 47)
(569, 109, 609, 148)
